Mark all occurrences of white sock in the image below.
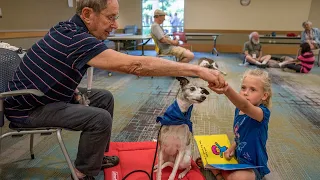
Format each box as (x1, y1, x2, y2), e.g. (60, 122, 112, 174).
(279, 62, 284, 67)
(262, 59, 268, 64)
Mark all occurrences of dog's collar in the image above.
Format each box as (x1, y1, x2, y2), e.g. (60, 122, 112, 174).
(156, 100, 193, 133)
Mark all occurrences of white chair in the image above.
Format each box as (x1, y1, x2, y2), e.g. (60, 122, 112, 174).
(0, 48, 79, 180)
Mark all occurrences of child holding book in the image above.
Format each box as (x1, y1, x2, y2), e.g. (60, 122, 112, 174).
(208, 69, 272, 180)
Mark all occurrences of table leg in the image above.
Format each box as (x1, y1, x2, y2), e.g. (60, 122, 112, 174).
(140, 38, 151, 56)
(117, 41, 121, 52)
(141, 44, 145, 56)
(211, 35, 219, 56)
(87, 67, 94, 94)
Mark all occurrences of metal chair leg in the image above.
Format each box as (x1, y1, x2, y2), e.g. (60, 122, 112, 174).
(0, 127, 2, 155)
(56, 129, 78, 180)
(30, 134, 35, 159)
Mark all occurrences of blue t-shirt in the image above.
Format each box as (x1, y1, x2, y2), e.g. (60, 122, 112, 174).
(233, 104, 270, 177)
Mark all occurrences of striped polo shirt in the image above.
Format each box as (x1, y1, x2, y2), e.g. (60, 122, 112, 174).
(4, 14, 108, 124)
(297, 52, 315, 73)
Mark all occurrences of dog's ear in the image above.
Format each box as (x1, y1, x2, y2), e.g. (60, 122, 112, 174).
(200, 87, 210, 95)
(176, 77, 189, 87)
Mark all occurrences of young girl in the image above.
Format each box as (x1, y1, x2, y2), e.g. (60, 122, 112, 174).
(208, 69, 272, 180)
(278, 43, 315, 73)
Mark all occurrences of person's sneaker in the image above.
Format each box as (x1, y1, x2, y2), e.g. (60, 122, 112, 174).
(71, 175, 95, 180)
(239, 62, 249, 67)
(101, 156, 120, 169)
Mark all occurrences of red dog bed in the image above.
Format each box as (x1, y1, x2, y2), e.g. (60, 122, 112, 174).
(103, 141, 205, 180)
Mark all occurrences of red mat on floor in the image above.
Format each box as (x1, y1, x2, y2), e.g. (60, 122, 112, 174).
(103, 142, 205, 180)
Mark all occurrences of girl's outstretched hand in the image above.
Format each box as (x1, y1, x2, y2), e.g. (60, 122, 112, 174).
(208, 82, 229, 94)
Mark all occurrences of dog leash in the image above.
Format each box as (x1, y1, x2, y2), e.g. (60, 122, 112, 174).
(121, 125, 163, 180)
(122, 87, 181, 179)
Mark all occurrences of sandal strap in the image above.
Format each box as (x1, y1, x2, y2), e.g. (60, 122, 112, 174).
(214, 172, 224, 180)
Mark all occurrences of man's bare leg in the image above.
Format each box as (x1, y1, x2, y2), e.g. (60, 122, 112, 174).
(245, 55, 260, 65)
(260, 55, 271, 64)
(179, 50, 194, 63)
(279, 56, 298, 67)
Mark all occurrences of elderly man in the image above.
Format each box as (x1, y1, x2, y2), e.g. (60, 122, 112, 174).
(151, 9, 194, 63)
(301, 21, 320, 50)
(4, 0, 226, 179)
(244, 32, 272, 68)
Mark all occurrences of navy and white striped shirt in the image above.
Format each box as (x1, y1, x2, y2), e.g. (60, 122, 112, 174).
(4, 15, 108, 124)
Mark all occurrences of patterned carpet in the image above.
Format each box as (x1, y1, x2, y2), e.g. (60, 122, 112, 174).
(0, 51, 320, 180)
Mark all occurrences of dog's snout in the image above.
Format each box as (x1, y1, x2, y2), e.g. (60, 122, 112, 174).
(201, 95, 206, 101)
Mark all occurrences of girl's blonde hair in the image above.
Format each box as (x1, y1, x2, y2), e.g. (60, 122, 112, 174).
(241, 69, 272, 108)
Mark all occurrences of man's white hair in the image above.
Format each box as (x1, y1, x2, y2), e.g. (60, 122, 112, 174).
(249, 31, 259, 40)
(302, 21, 312, 27)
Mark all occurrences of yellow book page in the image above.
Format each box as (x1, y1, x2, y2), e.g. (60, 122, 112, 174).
(194, 134, 238, 165)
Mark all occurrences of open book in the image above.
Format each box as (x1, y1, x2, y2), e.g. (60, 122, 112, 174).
(194, 134, 262, 170)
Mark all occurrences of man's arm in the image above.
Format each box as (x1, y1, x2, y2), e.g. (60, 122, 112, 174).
(314, 28, 320, 45)
(152, 24, 178, 46)
(257, 50, 263, 60)
(244, 50, 249, 57)
(159, 36, 179, 46)
(87, 49, 226, 88)
(243, 42, 250, 57)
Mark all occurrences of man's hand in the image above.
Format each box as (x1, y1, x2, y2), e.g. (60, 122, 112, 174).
(208, 82, 229, 94)
(173, 39, 179, 46)
(198, 68, 227, 89)
(224, 148, 235, 161)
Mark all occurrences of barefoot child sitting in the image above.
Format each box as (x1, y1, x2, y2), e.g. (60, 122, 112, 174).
(208, 69, 272, 180)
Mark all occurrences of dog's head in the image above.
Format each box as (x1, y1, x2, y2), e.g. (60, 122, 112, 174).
(198, 57, 218, 69)
(198, 57, 227, 75)
(176, 77, 210, 104)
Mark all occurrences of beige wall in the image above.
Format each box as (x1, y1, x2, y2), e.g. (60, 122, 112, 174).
(308, 0, 320, 28)
(0, 0, 76, 31)
(118, 0, 141, 29)
(185, 0, 311, 30)
(0, 0, 316, 53)
(0, 0, 140, 31)
(0, 0, 313, 31)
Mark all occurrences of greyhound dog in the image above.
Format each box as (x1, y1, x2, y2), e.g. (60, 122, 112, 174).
(198, 57, 227, 75)
(154, 77, 210, 180)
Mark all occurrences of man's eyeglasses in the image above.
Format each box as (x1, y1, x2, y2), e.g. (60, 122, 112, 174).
(100, 12, 119, 23)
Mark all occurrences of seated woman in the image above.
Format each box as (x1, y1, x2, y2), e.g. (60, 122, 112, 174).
(278, 43, 315, 73)
(301, 21, 320, 50)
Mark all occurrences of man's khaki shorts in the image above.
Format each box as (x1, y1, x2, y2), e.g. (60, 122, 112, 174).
(168, 46, 186, 60)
